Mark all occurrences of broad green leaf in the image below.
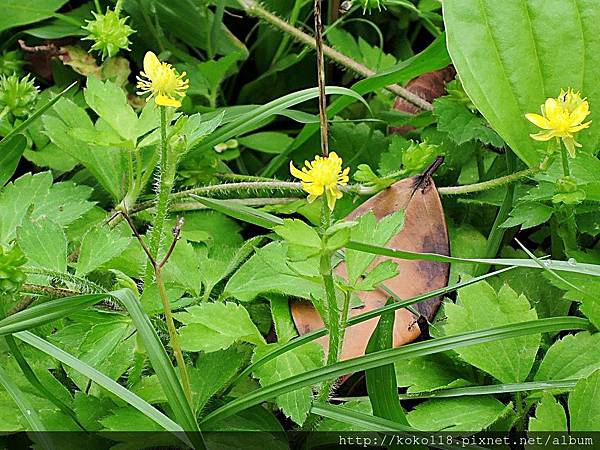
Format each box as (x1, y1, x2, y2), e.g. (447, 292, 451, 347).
(528, 393, 567, 432)
(252, 342, 323, 425)
(501, 202, 554, 230)
(346, 211, 405, 285)
(444, 0, 600, 166)
(0, 134, 27, 188)
(17, 217, 67, 273)
(100, 407, 164, 432)
(0, 172, 52, 245)
(238, 131, 293, 154)
(0, 0, 68, 32)
(443, 281, 539, 383)
(75, 225, 132, 276)
(317, 400, 373, 432)
(274, 219, 321, 261)
(355, 261, 399, 291)
(395, 353, 474, 394)
(326, 27, 397, 72)
(33, 181, 94, 227)
(223, 241, 323, 302)
(192, 346, 251, 414)
(176, 303, 265, 352)
(448, 222, 486, 283)
(407, 396, 511, 432)
(568, 369, 600, 431)
(83, 77, 139, 142)
(535, 332, 600, 381)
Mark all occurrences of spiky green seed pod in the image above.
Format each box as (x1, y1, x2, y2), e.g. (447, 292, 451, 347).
(0, 74, 39, 119)
(0, 50, 26, 77)
(357, 0, 385, 13)
(82, 9, 135, 60)
(0, 246, 27, 294)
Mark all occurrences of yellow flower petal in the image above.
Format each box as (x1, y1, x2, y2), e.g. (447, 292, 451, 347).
(569, 121, 592, 133)
(290, 161, 309, 182)
(562, 137, 577, 158)
(143, 51, 161, 79)
(526, 113, 551, 130)
(530, 131, 555, 142)
(155, 95, 181, 108)
(570, 102, 590, 125)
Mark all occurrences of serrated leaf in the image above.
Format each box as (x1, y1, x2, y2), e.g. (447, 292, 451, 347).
(443, 281, 539, 383)
(17, 216, 67, 273)
(528, 393, 567, 432)
(274, 219, 321, 261)
(176, 303, 265, 352)
(224, 241, 323, 302)
(0, 172, 52, 245)
(100, 407, 163, 432)
(355, 261, 398, 291)
(395, 353, 474, 394)
(434, 96, 504, 147)
(501, 202, 554, 230)
(535, 332, 600, 381)
(75, 225, 132, 276)
(346, 211, 405, 285)
(568, 369, 600, 431)
(407, 396, 511, 432)
(252, 342, 323, 425)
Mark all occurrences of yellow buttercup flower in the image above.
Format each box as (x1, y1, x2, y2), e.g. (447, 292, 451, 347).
(290, 152, 350, 210)
(136, 51, 189, 108)
(525, 88, 591, 157)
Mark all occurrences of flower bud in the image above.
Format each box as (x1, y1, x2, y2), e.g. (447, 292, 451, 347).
(82, 9, 135, 60)
(0, 50, 26, 77)
(0, 74, 39, 119)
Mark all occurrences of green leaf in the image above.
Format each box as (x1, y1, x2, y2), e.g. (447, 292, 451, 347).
(355, 261, 399, 291)
(0, 0, 68, 33)
(326, 27, 397, 72)
(568, 369, 600, 431)
(274, 219, 321, 261)
(83, 77, 138, 142)
(0, 364, 52, 449)
(238, 131, 293, 154)
(223, 241, 323, 302)
(75, 225, 132, 276)
(252, 342, 323, 425)
(433, 97, 504, 147)
(535, 332, 600, 381)
(0, 134, 27, 188)
(501, 202, 554, 230)
(407, 396, 511, 432)
(346, 211, 405, 285)
(176, 302, 265, 352)
(528, 393, 567, 432)
(443, 282, 539, 383)
(0, 172, 52, 245)
(395, 353, 474, 394)
(365, 303, 410, 426)
(17, 217, 67, 273)
(444, 0, 600, 166)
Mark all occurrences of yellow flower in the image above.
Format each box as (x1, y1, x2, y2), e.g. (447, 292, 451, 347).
(290, 152, 350, 210)
(136, 51, 189, 108)
(525, 88, 591, 157)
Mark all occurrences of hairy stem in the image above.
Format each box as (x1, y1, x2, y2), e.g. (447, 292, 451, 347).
(314, 0, 329, 156)
(235, 0, 432, 111)
(155, 267, 193, 405)
(437, 166, 539, 195)
(144, 108, 172, 285)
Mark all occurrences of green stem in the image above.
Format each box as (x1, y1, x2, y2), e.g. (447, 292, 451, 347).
(437, 166, 539, 195)
(474, 150, 516, 276)
(560, 144, 571, 177)
(144, 108, 172, 286)
(94, 0, 102, 13)
(114, 0, 124, 15)
(271, 0, 303, 65)
(155, 268, 193, 405)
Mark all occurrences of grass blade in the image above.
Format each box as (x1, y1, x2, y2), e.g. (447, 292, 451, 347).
(13, 330, 190, 445)
(202, 317, 591, 426)
(111, 289, 206, 449)
(232, 266, 516, 385)
(0, 294, 106, 336)
(0, 362, 54, 450)
(0, 134, 27, 187)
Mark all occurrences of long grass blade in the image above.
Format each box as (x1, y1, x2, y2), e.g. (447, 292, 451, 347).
(0, 362, 54, 450)
(13, 330, 190, 445)
(202, 317, 591, 426)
